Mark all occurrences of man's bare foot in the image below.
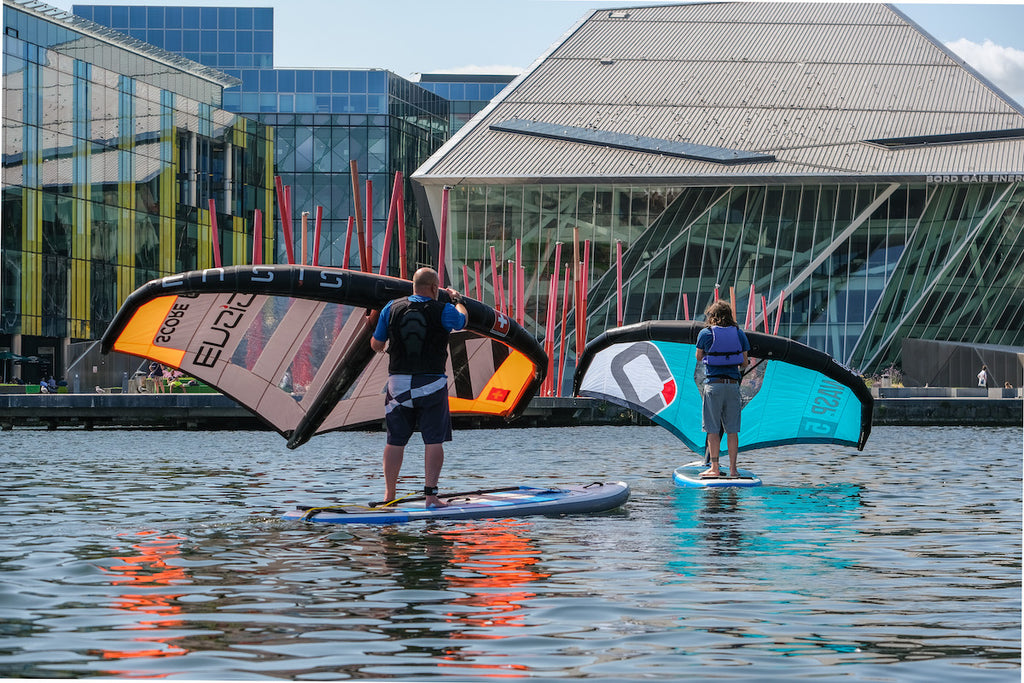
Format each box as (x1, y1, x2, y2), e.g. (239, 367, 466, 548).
(425, 495, 448, 508)
(700, 469, 721, 478)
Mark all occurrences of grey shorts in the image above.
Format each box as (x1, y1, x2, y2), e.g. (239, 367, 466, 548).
(702, 382, 742, 434)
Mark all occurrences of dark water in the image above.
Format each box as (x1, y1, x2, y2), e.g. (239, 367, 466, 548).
(1, 425, 1020, 681)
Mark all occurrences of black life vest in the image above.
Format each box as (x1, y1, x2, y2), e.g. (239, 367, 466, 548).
(386, 298, 450, 375)
(702, 325, 746, 366)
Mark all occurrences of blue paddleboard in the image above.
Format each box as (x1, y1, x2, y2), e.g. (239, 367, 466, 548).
(283, 481, 630, 524)
(673, 461, 762, 488)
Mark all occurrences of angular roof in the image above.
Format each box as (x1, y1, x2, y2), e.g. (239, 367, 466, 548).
(414, 2, 1024, 186)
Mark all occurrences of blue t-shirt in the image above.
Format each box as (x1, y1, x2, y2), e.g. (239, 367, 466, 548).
(372, 295, 466, 344)
(696, 325, 750, 381)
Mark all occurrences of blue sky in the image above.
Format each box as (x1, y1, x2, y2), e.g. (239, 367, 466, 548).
(48, 1, 1024, 104)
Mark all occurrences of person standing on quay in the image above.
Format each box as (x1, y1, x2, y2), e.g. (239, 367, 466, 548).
(978, 365, 990, 388)
(696, 300, 750, 478)
(370, 267, 468, 508)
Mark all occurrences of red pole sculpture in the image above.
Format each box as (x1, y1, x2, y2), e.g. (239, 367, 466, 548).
(365, 178, 373, 270)
(438, 186, 450, 286)
(473, 261, 482, 300)
(252, 208, 263, 265)
(312, 206, 323, 266)
(379, 173, 402, 276)
(350, 160, 368, 272)
(544, 243, 562, 396)
(774, 290, 786, 335)
(515, 239, 523, 325)
(616, 240, 623, 327)
(208, 198, 222, 268)
(274, 176, 295, 265)
(489, 246, 503, 311)
(396, 178, 408, 279)
(343, 216, 354, 269)
(557, 263, 571, 398)
(300, 211, 309, 266)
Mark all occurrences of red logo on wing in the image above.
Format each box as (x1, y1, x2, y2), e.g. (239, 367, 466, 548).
(487, 387, 511, 402)
(491, 312, 511, 337)
(661, 379, 676, 405)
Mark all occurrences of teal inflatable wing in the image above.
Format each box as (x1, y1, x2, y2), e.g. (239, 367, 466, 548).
(573, 321, 873, 457)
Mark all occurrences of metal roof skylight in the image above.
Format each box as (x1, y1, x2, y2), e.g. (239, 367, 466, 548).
(490, 119, 776, 165)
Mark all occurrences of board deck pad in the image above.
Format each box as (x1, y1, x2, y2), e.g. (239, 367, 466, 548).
(283, 482, 630, 524)
(673, 461, 763, 488)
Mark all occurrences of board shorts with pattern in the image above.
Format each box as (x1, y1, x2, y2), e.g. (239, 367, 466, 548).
(702, 382, 742, 434)
(385, 374, 452, 446)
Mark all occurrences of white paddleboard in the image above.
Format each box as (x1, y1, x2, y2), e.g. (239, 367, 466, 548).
(284, 481, 630, 524)
(673, 461, 762, 488)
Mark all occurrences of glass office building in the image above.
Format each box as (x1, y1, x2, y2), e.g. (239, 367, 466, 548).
(73, 4, 450, 271)
(413, 3, 1024, 385)
(416, 73, 516, 134)
(2, 0, 273, 381)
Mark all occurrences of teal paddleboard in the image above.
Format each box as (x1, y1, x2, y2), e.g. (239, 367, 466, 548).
(673, 461, 763, 488)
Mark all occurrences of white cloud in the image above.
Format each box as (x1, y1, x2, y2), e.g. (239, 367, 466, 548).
(945, 38, 1024, 106)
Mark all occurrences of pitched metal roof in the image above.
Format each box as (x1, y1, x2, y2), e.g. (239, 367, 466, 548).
(413, 2, 1024, 186)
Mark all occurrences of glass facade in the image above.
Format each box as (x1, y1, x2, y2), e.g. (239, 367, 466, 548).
(417, 74, 515, 133)
(2, 1, 274, 380)
(446, 180, 1024, 385)
(74, 4, 451, 272)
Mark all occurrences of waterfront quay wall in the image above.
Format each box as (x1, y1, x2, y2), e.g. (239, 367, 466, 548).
(0, 391, 1020, 431)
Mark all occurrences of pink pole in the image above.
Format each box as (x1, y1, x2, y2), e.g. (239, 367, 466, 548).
(581, 240, 591, 348)
(746, 283, 756, 329)
(462, 264, 470, 296)
(350, 160, 368, 272)
(396, 179, 408, 279)
(438, 187, 450, 286)
(252, 208, 263, 265)
(761, 295, 769, 333)
(507, 260, 514, 318)
(208, 198, 222, 268)
(365, 179, 373, 271)
(379, 173, 402, 276)
(543, 271, 558, 396)
(616, 241, 623, 327)
(284, 184, 293, 257)
(519, 265, 526, 327)
(544, 245, 562, 395)
(274, 176, 295, 264)
(489, 246, 502, 310)
(683, 293, 690, 321)
(301, 211, 309, 265)
(774, 290, 786, 335)
(557, 263, 571, 397)
(343, 216, 354, 270)
(515, 239, 523, 325)
(312, 206, 323, 266)
(474, 261, 482, 300)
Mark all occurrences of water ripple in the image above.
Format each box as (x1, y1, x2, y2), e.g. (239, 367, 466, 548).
(0, 425, 1020, 679)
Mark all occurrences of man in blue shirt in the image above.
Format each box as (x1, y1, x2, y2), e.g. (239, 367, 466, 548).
(371, 267, 468, 507)
(695, 300, 750, 478)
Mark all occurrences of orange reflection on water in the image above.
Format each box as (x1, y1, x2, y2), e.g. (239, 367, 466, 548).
(99, 530, 190, 675)
(437, 519, 549, 675)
